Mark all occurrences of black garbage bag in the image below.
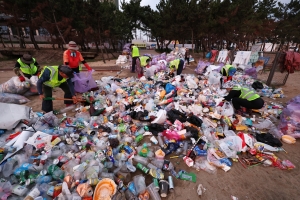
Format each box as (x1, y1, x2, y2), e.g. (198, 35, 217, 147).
(167, 109, 187, 123)
(256, 133, 282, 147)
(148, 123, 166, 136)
(129, 110, 150, 121)
(187, 115, 203, 127)
(185, 126, 205, 144)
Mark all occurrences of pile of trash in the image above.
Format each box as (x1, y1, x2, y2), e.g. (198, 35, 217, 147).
(0, 68, 296, 200)
(120, 47, 195, 76)
(0, 76, 38, 104)
(279, 95, 300, 139)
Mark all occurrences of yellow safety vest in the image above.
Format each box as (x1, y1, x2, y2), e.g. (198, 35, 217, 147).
(222, 65, 233, 77)
(169, 59, 180, 70)
(139, 56, 150, 67)
(39, 66, 67, 88)
(132, 45, 140, 57)
(239, 87, 260, 101)
(17, 58, 38, 75)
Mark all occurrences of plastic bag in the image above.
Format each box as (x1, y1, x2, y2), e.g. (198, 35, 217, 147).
(208, 71, 221, 85)
(205, 52, 211, 59)
(245, 67, 257, 78)
(145, 65, 160, 78)
(0, 76, 30, 95)
(165, 83, 176, 94)
(0, 93, 30, 104)
(221, 102, 234, 116)
(186, 76, 198, 89)
(72, 71, 97, 93)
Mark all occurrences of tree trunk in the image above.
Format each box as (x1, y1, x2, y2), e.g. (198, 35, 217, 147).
(9, 34, 13, 48)
(155, 37, 160, 50)
(99, 34, 106, 63)
(103, 44, 110, 61)
(95, 41, 99, 53)
(29, 27, 40, 50)
(17, 28, 25, 49)
(0, 35, 6, 48)
(52, 10, 66, 45)
(270, 43, 275, 52)
(192, 29, 194, 54)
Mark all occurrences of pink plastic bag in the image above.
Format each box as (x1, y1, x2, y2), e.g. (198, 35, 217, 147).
(72, 71, 97, 93)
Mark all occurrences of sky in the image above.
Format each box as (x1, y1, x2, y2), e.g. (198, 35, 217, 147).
(125, 0, 292, 10)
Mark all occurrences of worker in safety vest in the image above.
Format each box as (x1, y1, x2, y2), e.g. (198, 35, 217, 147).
(220, 64, 236, 88)
(63, 41, 92, 73)
(37, 65, 78, 113)
(169, 58, 184, 75)
(14, 54, 41, 82)
(136, 56, 152, 78)
(130, 44, 140, 73)
(224, 85, 264, 113)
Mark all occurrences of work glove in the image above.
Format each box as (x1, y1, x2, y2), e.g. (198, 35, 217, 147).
(19, 76, 25, 82)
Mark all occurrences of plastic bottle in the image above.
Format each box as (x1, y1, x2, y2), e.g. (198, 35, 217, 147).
(133, 175, 146, 194)
(269, 126, 283, 139)
(73, 171, 82, 185)
(133, 155, 149, 166)
(2, 158, 18, 177)
(0, 181, 12, 199)
(157, 135, 164, 148)
(24, 187, 40, 200)
(36, 175, 52, 184)
(37, 183, 52, 195)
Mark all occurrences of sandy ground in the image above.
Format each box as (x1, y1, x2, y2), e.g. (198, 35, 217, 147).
(1, 50, 300, 199)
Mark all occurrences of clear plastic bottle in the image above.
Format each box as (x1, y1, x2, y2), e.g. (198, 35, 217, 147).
(133, 155, 149, 166)
(36, 175, 52, 184)
(2, 158, 18, 177)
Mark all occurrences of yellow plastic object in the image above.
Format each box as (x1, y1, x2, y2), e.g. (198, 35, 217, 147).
(93, 178, 117, 200)
(159, 90, 166, 100)
(235, 124, 248, 131)
(282, 135, 296, 144)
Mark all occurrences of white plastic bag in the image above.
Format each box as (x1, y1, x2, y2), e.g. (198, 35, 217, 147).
(208, 71, 221, 85)
(221, 102, 234, 116)
(0, 93, 30, 104)
(151, 109, 167, 124)
(0, 76, 30, 94)
(186, 75, 198, 89)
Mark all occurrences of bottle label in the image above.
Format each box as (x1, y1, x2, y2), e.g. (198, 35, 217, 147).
(27, 188, 40, 198)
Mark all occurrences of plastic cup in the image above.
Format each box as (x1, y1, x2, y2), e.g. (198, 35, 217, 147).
(159, 180, 169, 197)
(133, 174, 146, 194)
(146, 183, 161, 200)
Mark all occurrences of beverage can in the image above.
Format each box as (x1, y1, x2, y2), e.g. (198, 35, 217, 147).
(136, 163, 149, 174)
(47, 164, 59, 175)
(25, 173, 38, 186)
(153, 178, 159, 191)
(168, 176, 174, 192)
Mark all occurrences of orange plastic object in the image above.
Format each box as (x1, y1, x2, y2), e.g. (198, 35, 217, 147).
(93, 178, 117, 200)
